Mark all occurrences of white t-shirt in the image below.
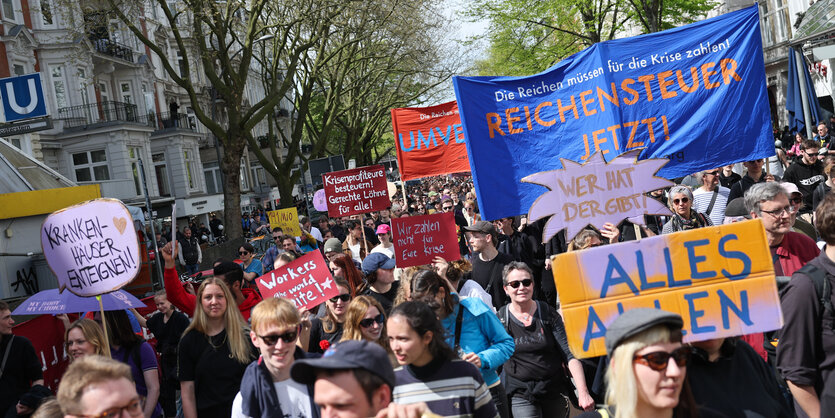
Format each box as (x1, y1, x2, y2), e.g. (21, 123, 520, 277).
(349, 240, 362, 263)
(370, 244, 395, 259)
(231, 379, 312, 418)
(309, 226, 323, 242)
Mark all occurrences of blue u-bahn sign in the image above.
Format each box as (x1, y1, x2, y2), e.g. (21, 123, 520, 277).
(0, 73, 48, 123)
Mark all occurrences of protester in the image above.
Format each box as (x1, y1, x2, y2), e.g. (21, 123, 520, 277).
(788, 132, 805, 159)
(137, 290, 190, 418)
(661, 185, 712, 234)
(57, 356, 143, 418)
(12, 386, 53, 418)
(178, 277, 256, 418)
(815, 121, 832, 149)
(498, 262, 594, 416)
(177, 227, 202, 275)
(329, 253, 365, 296)
(432, 257, 493, 310)
(387, 301, 499, 417)
(493, 217, 546, 299)
(231, 298, 318, 418)
(692, 169, 730, 227)
(64, 318, 109, 361)
(728, 159, 774, 201)
(103, 310, 163, 417)
(361, 253, 399, 315)
(371, 224, 395, 258)
(273, 251, 297, 270)
(303, 278, 351, 353)
(262, 227, 285, 273)
(577, 308, 698, 418)
(687, 337, 792, 417)
(718, 164, 742, 189)
(769, 141, 788, 178)
(781, 182, 818, 240)
(409, 270, 514, 417)
(162, 242, 262, 321)
(342, 220, 372, 263)
(783, 139, 826, 219)
(323, 238, 343, 263)
(812, 157, 834, 211)
(0, 302, 43, 418)
(300, 215, 323, 243)
(777, 193, 835, 418)
(340, 296, 390, 359)
(464, 221, 514, 309)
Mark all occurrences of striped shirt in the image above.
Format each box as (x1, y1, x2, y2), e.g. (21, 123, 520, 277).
(692, 186, 730, 226)
(392, 358, 498, 418)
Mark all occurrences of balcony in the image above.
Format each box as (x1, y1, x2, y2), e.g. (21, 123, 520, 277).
(58, 102, 197, 132)
(91, 38, 134, 63)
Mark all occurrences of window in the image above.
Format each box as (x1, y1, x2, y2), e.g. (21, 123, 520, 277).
(184, 149, 196, 189)
(177, 50, 186, 78)
(50, 65, 67, 109)
(129, 147, 142, 195)
(204, 163, 221, 194)
(239, 163, 249, 190)
(41, 0, 53, 25)
(72, 150, 110, 182)
(2, 0, 14, 21)
(760, 0, 791, 47)
(153, 153, 170, 196)
(13, 64, 24, 76)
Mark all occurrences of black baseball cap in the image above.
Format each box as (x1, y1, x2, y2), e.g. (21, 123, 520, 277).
(605, 308, 683, 356)
(291, 340, 395, 388)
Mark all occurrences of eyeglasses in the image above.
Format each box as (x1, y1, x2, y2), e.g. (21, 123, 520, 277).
(761, 205, 795, 217)
(75, 398, 144, 418)
(329, 294, 351, 303)
(239, 251, 250, 255)
(258, 329, 299, 345)
(672, 197, 689, 205)
(359, 313, 385, 328)
(506, 278, 533, 288)
(634, 347, 691, 371)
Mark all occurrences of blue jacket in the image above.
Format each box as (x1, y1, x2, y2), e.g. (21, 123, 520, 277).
(441, 296, 514, 386)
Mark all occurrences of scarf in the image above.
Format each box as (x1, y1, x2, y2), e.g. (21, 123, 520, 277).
(240, 348, 320, 418)
(670, 210, 707, 232)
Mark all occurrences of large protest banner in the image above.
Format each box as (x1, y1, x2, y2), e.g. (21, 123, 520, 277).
(14, 314, 70, 391)
(554, 219, 781, 358)
(256, 250, 339, 310)
(322, 165, 390, 217)
(392, 101, 470, 181)
(391, 212, 460, 267)
(41, 199, 141, 296)
(268, 207, 302, 237)
(452, 5, 772, 221)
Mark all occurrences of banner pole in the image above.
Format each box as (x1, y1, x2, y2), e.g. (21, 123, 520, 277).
(358, 215, 369, 256)
(401, 182, 408, 209)
(97, 295, 110, 357)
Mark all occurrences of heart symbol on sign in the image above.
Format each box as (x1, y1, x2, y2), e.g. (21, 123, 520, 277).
(113, 217, 127, 234)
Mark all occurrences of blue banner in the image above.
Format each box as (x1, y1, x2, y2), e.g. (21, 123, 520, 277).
(453, 5, 773, 221)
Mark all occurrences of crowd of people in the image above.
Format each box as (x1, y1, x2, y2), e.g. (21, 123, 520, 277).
(2, 118, 835, 418)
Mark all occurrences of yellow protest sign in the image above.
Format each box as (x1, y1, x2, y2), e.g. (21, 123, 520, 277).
(554, 219, 782, 358)
(267, 208, 302, 237)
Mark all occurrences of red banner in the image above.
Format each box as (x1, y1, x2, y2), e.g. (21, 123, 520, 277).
(322, 165, 389, 217)
(392, 101, 470, 181)
(13, 315, 71, 392)
(391, 212, 461, 268)
(255, 250, 339, 310)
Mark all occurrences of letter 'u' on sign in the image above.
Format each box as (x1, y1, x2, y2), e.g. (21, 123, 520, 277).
(553, 219, 782, 358)
(40, 198, 141, 297)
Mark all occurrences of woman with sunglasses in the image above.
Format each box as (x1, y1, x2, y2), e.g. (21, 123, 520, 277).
(341, 296, 395, 364)
(661, 186, 712, 234)
(178, 277, 255, 418)
(388, 301, 499, 418)
(302, 278, 351, 353)
(238, 243, 263, 286)
(410, 269, 514, 418)
(499, 262, 594, 417)
(463, 200, 481, 226)
(578, 308, 699, 418)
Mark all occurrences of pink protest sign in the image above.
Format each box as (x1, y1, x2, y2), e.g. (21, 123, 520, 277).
(255, 250, 339, 310)
(313, 189, 328, 212)
(322, 165, 389, 217)
(523, 150, 674, 243)
(391, 212, 460, 268)
(41, 199, 141, 296)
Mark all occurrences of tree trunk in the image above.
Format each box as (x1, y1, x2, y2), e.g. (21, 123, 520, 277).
(276, 174, 296, 209)
(220, 136, 246, 240)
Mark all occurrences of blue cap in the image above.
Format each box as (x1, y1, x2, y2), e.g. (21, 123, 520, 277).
(290, 340, 395, 388)
(361, 252, 396, 275)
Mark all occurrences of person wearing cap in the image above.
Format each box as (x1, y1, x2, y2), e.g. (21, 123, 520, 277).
(370, 224, 395, 259)
(464, 220, 514, 309)
(577, 308, 699, 418)
(362, 252, 399, 315)
(781, 182, 817, 240)
(783, 139, 826, 221)
(291, 340, 435, 418)
(231, 298, 319, 418)
(342, 220, 373, 264)
(722, 197, 749, 224)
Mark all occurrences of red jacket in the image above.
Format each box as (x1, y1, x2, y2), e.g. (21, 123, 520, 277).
(775, 231, 820, 276)
(163, 268, 261, 321)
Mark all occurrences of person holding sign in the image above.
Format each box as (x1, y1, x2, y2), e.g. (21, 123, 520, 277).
(661, 186, 713, 234)
(577, 309, 699, 418)
(343, 220, 373, 263)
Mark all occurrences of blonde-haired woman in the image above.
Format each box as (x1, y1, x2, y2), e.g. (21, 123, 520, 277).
(65, 318, 110, 361)
(341, 296, 388, 349)
(178, 277, 255, 418)
(578, 308, 698, 418)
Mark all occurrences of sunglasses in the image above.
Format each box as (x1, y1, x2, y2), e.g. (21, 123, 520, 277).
(790, 196, 803, 204)
(634, 347, 691, 371)
(442, 206, 453, 211)
(506, 278, 533, 288)
(239, 251, 250, 255)
(672, 197, 689, 205)
(258, 329, 299, 345)
(705, 170, 719, 176)
(359, 313, 385, 328)
(329, 294, 351, 303)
